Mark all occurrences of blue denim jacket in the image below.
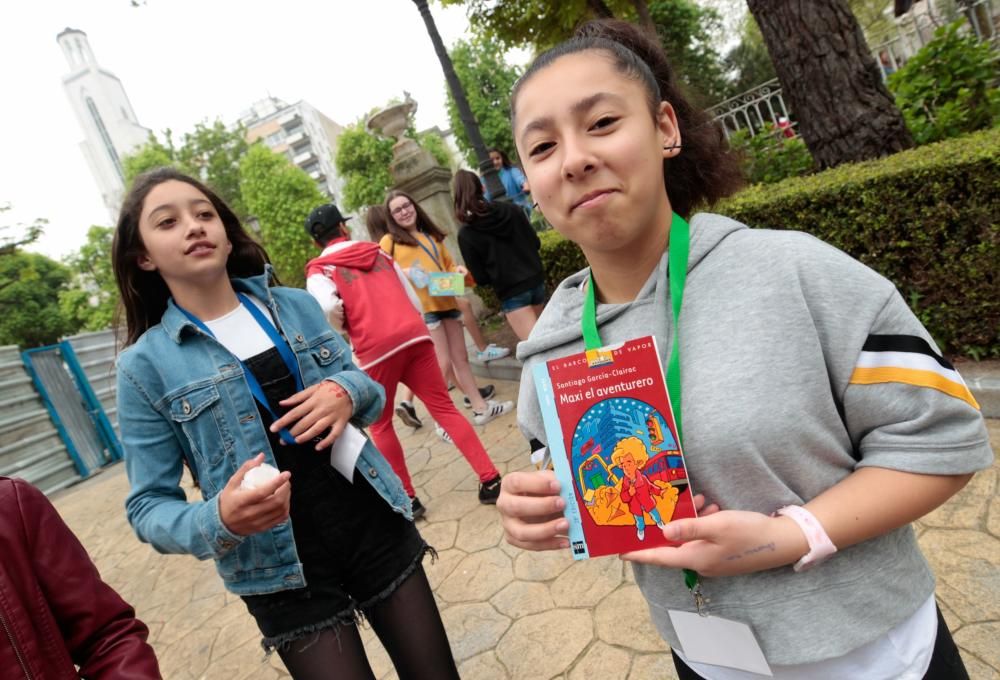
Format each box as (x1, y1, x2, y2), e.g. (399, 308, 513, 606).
(117, 267, 409, 596)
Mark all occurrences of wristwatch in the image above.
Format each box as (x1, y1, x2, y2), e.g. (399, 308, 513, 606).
(776, 505, 838, 572)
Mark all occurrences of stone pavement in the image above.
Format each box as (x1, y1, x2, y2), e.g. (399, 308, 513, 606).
(52, 380, 1000, 679)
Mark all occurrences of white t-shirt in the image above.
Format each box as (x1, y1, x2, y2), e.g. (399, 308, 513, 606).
(203, 296, 274, 360)
(675, 593, 937, 680)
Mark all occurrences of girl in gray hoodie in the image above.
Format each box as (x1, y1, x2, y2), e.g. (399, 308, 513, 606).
(497, 18, 992, 680)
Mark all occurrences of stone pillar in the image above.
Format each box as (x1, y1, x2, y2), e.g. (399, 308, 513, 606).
(368, 96, 464, 265)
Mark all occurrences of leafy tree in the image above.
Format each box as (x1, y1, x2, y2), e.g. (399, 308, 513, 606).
(747, 0, 913, 169)
(335, 120, 395, 213)
(721, 14, 777, 98)
(444, 35, 521, 167)
(175, 120, 250, 218)
(438, 0, 654, 50)
(440, 1, 727, 103)
(0, 204, 46, 257)
(417, 130, 455, 169)
(239, 144, 327, 288)
(122, 120, 249, 217)
(336, 108, 456, 212)
(122, 131, 177, 185)
(649, 0, 728, 102)
(0, 251, 78, 348)
(887, 20, 1000, 145)
(848, 0, 896, 39)
(58, 226, 118, 332)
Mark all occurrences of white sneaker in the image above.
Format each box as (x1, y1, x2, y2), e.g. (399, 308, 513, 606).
(434, 424, 453, 444)
(637, 527, 645, 541)
(472, 399, 514, 425)
(476, 344, 510, 362)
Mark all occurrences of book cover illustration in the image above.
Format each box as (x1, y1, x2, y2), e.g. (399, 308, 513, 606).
(533, 336, 696, 559)
(428, 272, 465, 296)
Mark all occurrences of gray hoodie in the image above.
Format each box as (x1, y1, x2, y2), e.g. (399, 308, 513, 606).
(516, 213, 993, 665)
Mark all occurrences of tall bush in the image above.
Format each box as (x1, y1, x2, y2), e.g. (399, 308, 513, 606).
(239, 144, 327, 288)
(729, 123, 815, 184)
(887, 20, 1000, 145)
(719, 127, 1000, 358)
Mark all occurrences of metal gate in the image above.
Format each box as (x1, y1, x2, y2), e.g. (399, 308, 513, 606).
(21, 343, 120, 478)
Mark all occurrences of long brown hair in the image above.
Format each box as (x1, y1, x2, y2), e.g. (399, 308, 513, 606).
(112, 167, 272, 347)
(510, 19, 744, 217)
(383, 190, 448, 246)
(452, 169, 489, 225)
(365, 204, 390, 242)
(489, 147, 516, 169)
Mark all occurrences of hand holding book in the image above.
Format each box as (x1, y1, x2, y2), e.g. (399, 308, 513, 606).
(498, 470, 720, 553)
(620, 510, 808, 577)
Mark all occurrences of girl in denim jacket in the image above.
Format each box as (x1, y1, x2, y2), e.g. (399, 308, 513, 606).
(113, 168, 459, 679)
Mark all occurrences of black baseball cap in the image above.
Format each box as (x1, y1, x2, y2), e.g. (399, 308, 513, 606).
(305, 204, 352, 241)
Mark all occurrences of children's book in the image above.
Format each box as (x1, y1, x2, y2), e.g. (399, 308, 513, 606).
(533, 336, 697, 559)
(428, 272, 465, 296)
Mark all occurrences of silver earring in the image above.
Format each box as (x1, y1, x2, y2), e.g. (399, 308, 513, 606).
(663, 143, 682, 151)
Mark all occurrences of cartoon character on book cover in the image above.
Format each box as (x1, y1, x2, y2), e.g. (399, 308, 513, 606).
(571, 398, 687, 541)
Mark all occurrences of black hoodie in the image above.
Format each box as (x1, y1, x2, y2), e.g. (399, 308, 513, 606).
(457, 201, 544, 301)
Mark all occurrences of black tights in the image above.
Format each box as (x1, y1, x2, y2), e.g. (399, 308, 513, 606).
(276, 566, 459, 680)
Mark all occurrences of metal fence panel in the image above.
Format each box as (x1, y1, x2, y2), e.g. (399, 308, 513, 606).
(23, 346, 113, 476)
(64, 329, 121, 440)
(0, 346, 81, 494)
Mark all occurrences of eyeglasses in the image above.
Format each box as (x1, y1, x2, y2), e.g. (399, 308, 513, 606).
(390, 201, 414, 217)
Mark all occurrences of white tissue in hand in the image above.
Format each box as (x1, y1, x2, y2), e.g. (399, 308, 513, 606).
(240, 463, 280, 490)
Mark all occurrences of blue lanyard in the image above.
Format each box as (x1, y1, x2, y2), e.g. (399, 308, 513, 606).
(414, 232, 444, 271)
(177, 293, 304, 445)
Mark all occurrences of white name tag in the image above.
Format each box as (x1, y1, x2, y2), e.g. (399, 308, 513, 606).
(669, 610, 772, 676)
(329, 424, 366, 482)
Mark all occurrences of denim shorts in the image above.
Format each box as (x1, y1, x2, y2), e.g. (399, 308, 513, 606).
(501, 283, 546, 313)
(423, 308, 462, 329)
(240, 349, 430, 654)
(240, 464, 430, 653)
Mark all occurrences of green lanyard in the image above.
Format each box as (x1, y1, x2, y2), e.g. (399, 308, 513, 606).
(580, 212, 703, 601)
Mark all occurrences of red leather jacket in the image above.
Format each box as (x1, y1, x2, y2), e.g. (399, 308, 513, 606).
(0, 477, 161, 679)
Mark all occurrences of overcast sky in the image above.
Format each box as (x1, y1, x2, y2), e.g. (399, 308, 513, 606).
(0, 0, 487, 260)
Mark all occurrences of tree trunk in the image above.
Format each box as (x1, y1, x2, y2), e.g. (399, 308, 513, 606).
(586, 0, 616, 18)
(630, 0, 657, 34)
(747, 0, 913, 169)
(411, 0, 506, 199)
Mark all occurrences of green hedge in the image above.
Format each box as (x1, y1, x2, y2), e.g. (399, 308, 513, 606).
(719, 127, 1000, 358)
(480, 129, 999, 358)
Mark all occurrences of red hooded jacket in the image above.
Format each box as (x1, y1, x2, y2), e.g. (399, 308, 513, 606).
(0, 477, 161, 679)
(306, 240, 430, 369)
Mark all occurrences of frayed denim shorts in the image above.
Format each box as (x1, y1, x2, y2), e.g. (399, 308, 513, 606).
(423, 308, 462, 330)
(500, 283, 546, 313)
(240, 464, 430, 654)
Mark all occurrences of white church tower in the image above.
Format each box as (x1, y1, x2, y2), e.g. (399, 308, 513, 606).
(57, 28, 151, 219)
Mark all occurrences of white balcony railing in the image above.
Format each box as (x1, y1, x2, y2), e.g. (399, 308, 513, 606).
(293, 149, 317, 165)
(708, 2, 998, 138)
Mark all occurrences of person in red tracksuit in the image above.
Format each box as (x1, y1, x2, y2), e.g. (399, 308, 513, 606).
(304, 204, 503, 517)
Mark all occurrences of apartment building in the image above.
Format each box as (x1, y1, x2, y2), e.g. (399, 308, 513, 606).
(238, 97, 344, 201)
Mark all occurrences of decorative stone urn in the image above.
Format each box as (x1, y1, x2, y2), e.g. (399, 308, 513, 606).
(367, 96, 417, 152)
(367, 94, 463, 260)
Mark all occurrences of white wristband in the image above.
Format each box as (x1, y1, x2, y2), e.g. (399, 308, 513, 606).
(776, 505, 837, 572)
